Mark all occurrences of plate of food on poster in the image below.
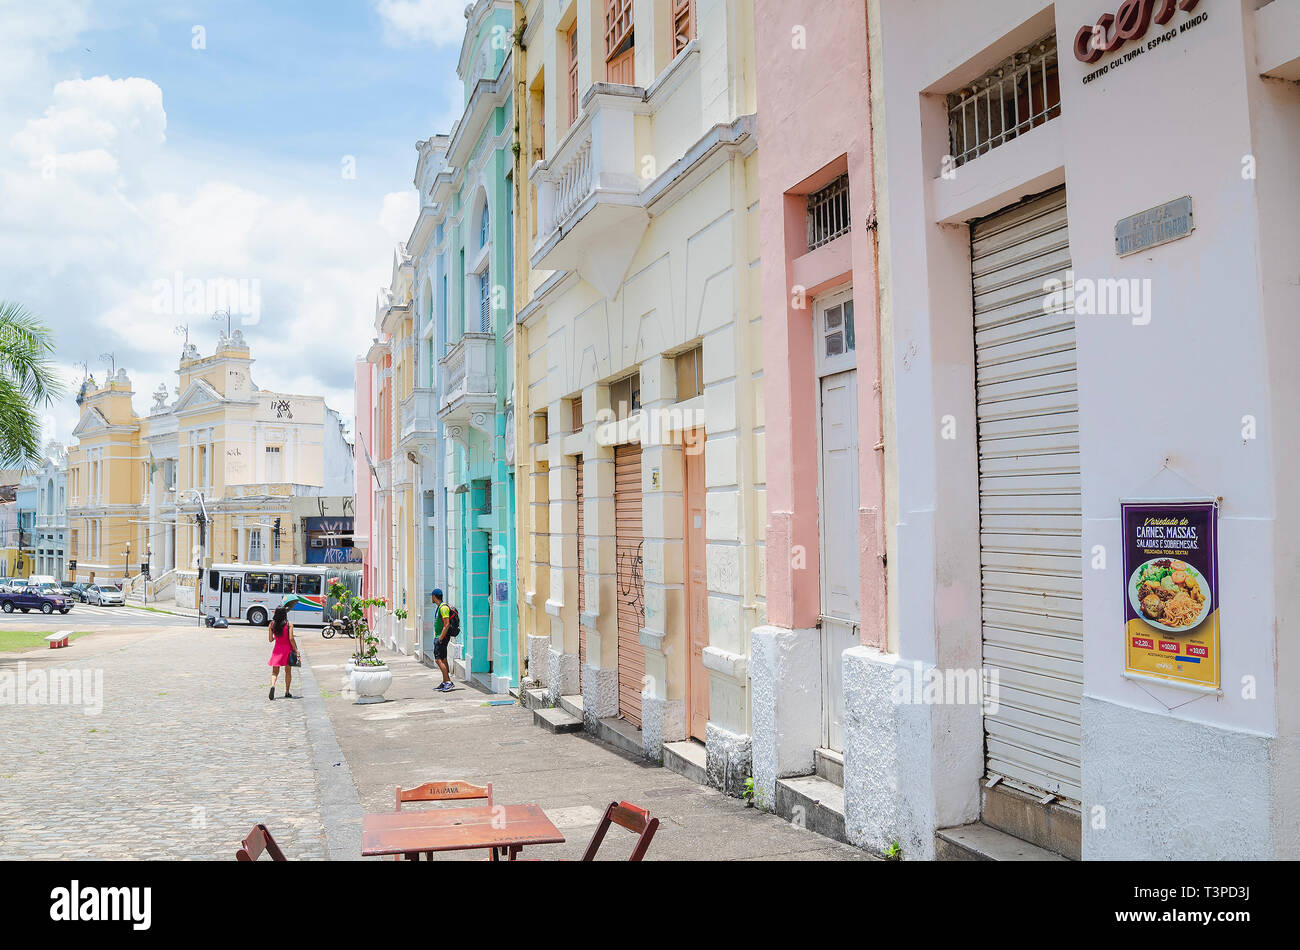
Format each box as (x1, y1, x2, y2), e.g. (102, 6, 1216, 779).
(1128, 556, 1212, 634)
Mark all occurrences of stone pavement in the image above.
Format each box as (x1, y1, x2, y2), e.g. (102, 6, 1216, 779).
(0, 621, 868, 861)
(0, 624, 328, 859)
(309, 633, 869, 861)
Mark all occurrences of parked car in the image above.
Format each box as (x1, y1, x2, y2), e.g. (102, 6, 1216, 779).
(85, 584, 125, 606)
(68, 582, 91, 602)
(0, 586, 73, 615)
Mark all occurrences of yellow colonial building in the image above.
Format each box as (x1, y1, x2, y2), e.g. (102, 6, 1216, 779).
(65, 329, 355, 607)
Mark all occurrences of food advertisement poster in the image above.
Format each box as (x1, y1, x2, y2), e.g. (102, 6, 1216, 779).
(1121, 501, 1220, 689)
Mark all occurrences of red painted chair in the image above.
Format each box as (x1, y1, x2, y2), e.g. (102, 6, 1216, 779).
(235, 823, 287, 861)
(581, 801, 659, 861)
(394, 780, 494, 860)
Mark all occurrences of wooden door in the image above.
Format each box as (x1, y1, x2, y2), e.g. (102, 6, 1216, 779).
(614, 443, 645, 727)
(684, 431, 709, 741)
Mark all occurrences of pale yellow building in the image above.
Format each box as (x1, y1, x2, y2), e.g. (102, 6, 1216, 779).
(65, 330, 355, 607)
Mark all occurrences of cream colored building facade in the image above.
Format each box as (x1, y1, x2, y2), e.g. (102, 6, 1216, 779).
(515, 0, 762, 779)
(66, 330, 354, 609)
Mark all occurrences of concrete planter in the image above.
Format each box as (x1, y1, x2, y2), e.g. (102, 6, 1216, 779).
(350, 664, 392, 704)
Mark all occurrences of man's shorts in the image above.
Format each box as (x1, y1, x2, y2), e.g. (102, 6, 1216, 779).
(433, 635, 449, 660)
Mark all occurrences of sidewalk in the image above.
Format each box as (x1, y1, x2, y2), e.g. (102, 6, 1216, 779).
(306, 635, 870, 861)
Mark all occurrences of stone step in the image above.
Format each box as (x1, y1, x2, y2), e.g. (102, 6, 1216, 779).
(558, 694, 583, 721)
(533, 706, 583, 734)
(775, 774, 847, 844)
(521, 687, 548, 711)
(814, 747, 844, 786)
(595, 717, 643, 757)
(663, 740, 708, 786)
(935, 822, 1069, 861)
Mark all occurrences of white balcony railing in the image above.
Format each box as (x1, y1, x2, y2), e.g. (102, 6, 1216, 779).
(399, 387, 439, 445)
(438, 333, 496, 439)
(531, 88, 646, 250)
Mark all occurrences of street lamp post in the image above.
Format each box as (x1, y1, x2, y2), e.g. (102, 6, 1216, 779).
(124, 541, 130, 588)
(171, 488, 209, 629)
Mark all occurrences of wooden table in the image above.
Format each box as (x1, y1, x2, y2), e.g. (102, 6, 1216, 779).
(361, 804, 565, 860)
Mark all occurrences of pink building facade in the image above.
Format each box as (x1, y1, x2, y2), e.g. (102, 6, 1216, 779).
(749, 0, 886, 833)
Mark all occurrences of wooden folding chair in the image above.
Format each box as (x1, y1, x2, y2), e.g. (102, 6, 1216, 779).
(581, 801, 659, 861)
(394, 780, 494, 860)
(235, 823, 287, 861)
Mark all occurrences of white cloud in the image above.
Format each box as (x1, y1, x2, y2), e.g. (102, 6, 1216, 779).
(1, 73, 395, 446)
(379, 190, 419, 245)
(373, 0, 469, 48)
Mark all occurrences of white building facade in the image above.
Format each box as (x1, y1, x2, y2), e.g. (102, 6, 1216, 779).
(862, 0, 1300, 859)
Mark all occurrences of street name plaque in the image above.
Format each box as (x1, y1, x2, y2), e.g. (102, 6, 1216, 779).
(1115, 196, 1194, 257)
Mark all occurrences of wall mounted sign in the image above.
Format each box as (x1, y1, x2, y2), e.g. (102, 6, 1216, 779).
(1121, 500, 1220, 689)
(1075, 0, 1209, 82)
(1115, 196, 1194, 256)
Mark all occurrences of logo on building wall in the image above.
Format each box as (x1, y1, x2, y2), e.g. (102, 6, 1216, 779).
(271, 399, 293, 419)
(1074, 0, 1203, 65)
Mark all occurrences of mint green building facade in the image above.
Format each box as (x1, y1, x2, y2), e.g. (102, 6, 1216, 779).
(417, 0, 518, 692)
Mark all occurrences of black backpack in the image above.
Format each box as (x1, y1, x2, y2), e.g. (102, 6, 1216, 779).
(445, 605, 460, 637)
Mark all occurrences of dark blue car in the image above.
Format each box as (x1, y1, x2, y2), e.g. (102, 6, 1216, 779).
(0, 586, 73, 615)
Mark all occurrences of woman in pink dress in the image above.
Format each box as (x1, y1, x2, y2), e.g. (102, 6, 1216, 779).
(267, 604, 299, 700)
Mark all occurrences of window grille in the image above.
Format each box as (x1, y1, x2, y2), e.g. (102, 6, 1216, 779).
(806, 173, 851, 251)
(947, 33, 1060, 169)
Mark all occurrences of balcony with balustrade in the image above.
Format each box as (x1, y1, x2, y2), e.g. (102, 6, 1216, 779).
(398, 387, 439, 450)
(437, 333, 496, 444)
(529, 85, 650, 298)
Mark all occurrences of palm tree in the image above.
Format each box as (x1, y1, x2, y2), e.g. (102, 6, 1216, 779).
(0, 301, 65, 468)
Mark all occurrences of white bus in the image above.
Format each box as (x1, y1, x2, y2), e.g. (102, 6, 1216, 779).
(200, 562, 351, 626)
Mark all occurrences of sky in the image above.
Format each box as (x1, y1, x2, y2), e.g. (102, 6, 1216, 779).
(0, 0, 472, 449)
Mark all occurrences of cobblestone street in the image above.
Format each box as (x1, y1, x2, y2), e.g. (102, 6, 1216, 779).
(0, 622, 867, 861)
(0, 625, 328, 860)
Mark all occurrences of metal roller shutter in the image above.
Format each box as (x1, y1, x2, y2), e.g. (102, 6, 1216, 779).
(972, 186, 1082, 804)
(576, 454, 585, 688)
(614, 443, 645, 727)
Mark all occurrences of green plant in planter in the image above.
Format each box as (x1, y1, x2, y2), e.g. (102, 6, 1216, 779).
(327, 581, 391, 668)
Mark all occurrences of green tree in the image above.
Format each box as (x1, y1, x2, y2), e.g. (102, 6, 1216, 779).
(0, 302, 64, 467)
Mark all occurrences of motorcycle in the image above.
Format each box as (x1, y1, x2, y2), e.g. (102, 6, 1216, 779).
(323, 615, 355, 639)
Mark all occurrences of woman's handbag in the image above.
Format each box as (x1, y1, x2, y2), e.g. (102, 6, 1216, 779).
(288, 648, 301, 668)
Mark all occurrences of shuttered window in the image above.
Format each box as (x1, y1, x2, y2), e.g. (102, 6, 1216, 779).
(604, 0, 634, 83)
(567, 25, 579, 126)
(972, 187, 1082, 804)
(672, 0, 694, 55)
(576, 454, 585, 688)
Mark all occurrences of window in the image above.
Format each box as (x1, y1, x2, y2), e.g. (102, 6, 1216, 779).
(947, 33, 1059, 169)
(675, 344, 704, 401)
(479, 269, 492, 333)
(604, 0, 634, 83)
(807, 173, 851, 251)
(567, 24, 579, 126)
(265, 444, 283, 482)
(269, 573, 283, 594)
(272, 527, 281, 560)
(208, 569, 219, 590)
(570, 396, 584, 432)
(479, 204, 489, 250)
(249, 530, 263, 561)
(672, 0, 695, 55)
(610, 374, 641, 421)
(822, 296, 856, 359)
(245, 572, 268, 594)
(282, 574, 296, 594)
(297, 573, 322, 595)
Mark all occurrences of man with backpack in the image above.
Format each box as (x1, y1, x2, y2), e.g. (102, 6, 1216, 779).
(430, 588, 459, 692)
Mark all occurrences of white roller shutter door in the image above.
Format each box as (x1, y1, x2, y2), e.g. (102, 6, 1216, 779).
(972, 187, 1082, 804)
